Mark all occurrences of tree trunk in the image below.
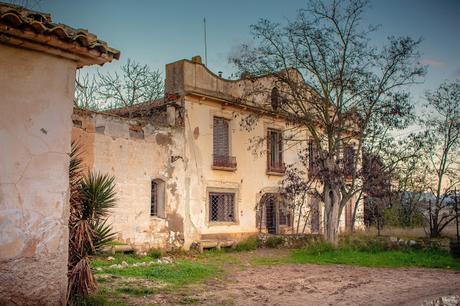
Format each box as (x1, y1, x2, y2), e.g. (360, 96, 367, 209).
(323, 185, 341, 245)
(351, 191, 363, 232)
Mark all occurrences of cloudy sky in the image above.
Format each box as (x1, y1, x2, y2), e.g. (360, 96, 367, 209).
(19, 0, 460, 104)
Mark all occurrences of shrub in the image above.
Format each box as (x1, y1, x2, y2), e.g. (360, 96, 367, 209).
(303, 241, 336, 255)
(148, 248, 164, 259)
(68, 142, 117, 302)
(265, 236, 285, 248)
(233, 237, 258, 252)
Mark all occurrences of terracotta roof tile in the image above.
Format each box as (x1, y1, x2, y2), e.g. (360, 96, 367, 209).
(0, 2, 120, 66)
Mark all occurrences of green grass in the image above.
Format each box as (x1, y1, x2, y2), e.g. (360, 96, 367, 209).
(99, 260, 219, 286)
(91, 253, 156, 268)
(233, 237, 258, 252)
(289, 248, 460, 269)
(105, 241, 128, 246)
(250, 240, 460, 270)
(148, 248, 164, 259)
(116, 286, 156, 296)
(71, 290, 125, 306)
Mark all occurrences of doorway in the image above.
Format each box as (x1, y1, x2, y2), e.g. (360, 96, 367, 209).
(265, 194, 277, 234)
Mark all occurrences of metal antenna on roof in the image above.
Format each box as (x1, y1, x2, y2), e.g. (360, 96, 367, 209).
(203, 17, 208, 67)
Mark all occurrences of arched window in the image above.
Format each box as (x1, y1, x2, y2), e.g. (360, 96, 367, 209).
(151, 179, 165, 218)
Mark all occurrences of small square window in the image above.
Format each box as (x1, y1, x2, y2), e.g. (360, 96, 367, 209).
(209, 192, 235, 222)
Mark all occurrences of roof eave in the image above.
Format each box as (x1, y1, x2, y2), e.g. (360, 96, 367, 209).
(0, 25, 118, 67)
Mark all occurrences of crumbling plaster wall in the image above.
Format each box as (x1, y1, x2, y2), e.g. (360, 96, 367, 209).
(72, 111, 186, 251)
(0, 45, 75, 305)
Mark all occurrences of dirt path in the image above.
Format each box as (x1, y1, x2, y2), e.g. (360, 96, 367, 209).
(190, 264, 460, 306)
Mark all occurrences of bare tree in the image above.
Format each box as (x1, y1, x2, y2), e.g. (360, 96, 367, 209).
(74, 73, 102, 111)
(74, 59, 164, 115)
(423, 80, 460, 237)
(231, 0, 424, 243)
(281, 162, 318, 234)
(97, 59, 164, 116)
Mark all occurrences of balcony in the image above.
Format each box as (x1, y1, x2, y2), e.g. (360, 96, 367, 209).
(212, 154, 237, 171)
(267, 161, 286, 176)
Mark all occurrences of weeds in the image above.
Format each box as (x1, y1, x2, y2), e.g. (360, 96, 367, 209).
(233, 237, 258, 252)
(116, 286, 156, 296)
(265, 236, 285, 248)
(148, 248, 164, 259)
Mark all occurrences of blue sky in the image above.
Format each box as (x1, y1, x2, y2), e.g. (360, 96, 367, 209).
(22, 0, 460, 103)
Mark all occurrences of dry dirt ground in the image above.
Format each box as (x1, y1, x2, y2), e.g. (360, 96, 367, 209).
(190, 264, 460, 306)
(105, 249, 460, 306)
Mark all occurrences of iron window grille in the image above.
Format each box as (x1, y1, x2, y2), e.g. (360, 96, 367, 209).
(151, 181, 158, 216)
(209, 192, 235, 222)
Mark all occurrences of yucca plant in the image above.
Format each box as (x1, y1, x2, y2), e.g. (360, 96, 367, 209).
(68, 141, 117, 303)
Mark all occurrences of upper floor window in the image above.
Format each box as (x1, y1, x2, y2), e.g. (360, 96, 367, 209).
(212, 117, 236, 170)
(151, 179, 165, 218)
(267, 129, 284, 173)
(209, 192, 236, 222)
(308, 139, 319, 177)
(343, 145, 355, 176)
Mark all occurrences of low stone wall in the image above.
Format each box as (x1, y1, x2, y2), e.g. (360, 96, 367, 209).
(380, 236, 451, 252)
(257, 233, 453, 252)
(257, 234, 323, 249)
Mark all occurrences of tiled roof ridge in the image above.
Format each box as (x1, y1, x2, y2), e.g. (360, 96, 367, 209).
(0, 2, 120, 62)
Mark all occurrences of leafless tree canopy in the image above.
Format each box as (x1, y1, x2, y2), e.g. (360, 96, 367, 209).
(231, 0, 425, 243)
(422, 80, 460, 237)
(74, 59, 164, 111)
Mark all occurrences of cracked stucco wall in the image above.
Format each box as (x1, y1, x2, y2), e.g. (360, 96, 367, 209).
(72, 112, 186, 251)
(0, 44, 75, 305)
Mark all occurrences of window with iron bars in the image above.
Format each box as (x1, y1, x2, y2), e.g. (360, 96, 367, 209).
(151, 179, 165, 218)
(151, 181, 158, 216)
(278, 207, 291, 226)
(209, 192, 235, 222)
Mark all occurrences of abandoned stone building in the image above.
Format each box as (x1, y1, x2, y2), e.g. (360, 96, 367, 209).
(72, 56, 363, 251)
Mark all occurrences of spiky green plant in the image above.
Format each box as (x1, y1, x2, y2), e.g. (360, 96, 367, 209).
(68, 141, 117, 303)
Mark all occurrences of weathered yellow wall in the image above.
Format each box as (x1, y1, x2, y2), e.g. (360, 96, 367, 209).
(182, 97, 301, 245)
(0, 44, 76, 305)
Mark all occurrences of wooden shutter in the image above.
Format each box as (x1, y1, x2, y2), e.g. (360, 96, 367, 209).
(266, 129, 271, 169)
(267, 129, 283, 169)
(344, 145, 355, 176)
(213, 117, 229, 158)
(278, 131, 283, 168)
(308, 139, 318, 175)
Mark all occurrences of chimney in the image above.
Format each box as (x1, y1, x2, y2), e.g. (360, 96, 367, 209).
(191, 55, 202, 64)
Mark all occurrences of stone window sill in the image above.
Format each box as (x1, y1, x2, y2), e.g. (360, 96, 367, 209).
(212, 166, 237, 172)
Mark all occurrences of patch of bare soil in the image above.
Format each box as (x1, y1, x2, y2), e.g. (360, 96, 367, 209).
(191, 264, 460, 306)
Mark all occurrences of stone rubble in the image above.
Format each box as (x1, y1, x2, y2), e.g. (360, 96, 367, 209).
(103, 257, 174, 270)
